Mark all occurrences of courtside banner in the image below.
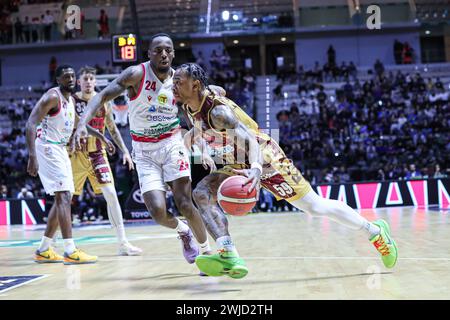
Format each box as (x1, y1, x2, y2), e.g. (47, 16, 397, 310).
(2, 178, 448, 225)
(0, 199, 46, 225)
(314, 178, 449, 209)
(123, 183, 151, 220)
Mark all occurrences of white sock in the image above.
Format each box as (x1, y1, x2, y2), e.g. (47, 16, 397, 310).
(175, 219, 190, 233)
(38, 236, 53, 252)
(101, 185, 128, 243)
(115, 225, 127, 244)
(291, 190, 379, 238)
(363, 221, 381, 239)
(63, 238, 76, 255)
(199, 240, 211, 254)
(216, 236, 238, 254)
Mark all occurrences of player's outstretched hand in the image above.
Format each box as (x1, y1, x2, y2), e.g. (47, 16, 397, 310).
(104, 138, 116, 155)
(201, 152, 216, 173)
(27, 155, 38, 177)
(70, 124, 88, 153)
(123, 152, 134, 171)
(232, 168, 261, 193)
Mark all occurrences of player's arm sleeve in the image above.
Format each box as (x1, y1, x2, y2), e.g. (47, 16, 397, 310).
(210, 104, 263, 166)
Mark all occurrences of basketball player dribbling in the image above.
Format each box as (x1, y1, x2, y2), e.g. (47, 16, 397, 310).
(71, 34, 211, 263)
(71, 66, 142, 256)
(26, 65, 107, 264)
(172, 63, 398, 279)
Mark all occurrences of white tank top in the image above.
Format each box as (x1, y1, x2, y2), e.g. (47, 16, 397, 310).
(127, 61, 180, 143)
(36, 87, 75, 145)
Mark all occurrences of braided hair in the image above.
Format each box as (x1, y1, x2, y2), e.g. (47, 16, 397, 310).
(177, 63, 212, 94)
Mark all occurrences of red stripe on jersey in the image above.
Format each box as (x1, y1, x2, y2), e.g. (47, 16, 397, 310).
(48, 89, 61, 117)
(131, 127, 180, 143)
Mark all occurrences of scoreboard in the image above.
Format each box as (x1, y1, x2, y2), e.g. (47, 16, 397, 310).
(112, 34, 137, 64)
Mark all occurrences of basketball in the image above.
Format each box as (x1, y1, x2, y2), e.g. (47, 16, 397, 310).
(217, 175, 258, 216)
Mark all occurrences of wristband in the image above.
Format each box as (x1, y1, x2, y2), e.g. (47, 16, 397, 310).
(251, 162, 263, 173)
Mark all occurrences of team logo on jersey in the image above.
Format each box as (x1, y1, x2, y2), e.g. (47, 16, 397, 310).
(158, 94, 168, 105)
(157, 105, 176, 114)
(148, 105, 156, 112)
(177, 159, 189, 171)
(147, 96, 152, 102)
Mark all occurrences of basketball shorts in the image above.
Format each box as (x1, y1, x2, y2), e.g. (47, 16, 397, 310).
(35, 138, 75, 196)
(131, 132, 191, 194)
(215, 139, 312, 202)
(70, 149, 113, 195)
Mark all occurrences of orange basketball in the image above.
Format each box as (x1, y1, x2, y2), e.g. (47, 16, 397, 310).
(217, 175, 258, 216)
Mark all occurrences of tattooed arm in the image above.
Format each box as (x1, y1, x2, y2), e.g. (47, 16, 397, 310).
(105, 103, 134, 170)
(71, 65, 143, 151)
(210, 104, 263, 192)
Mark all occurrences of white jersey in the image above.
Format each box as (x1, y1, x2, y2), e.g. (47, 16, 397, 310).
(128, 61, 180, 142)
(36, 87, 75, 145)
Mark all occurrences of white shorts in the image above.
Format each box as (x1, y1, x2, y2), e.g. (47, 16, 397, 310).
(132, 132, 191, 194)
(36, 138, 74, 196)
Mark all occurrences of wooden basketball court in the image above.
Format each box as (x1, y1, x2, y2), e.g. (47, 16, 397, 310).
(1, 206, 449, 299)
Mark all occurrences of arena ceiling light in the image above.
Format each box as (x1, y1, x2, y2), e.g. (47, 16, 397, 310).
(232, 14, 239, 21)
(180, 42, 186, 47)
(233, 39, 239, 44)
(425, 30, 431, 35)
(222, 10, 230, 21)
(253, 17, 258, 23)
(281, 37, 286, 42)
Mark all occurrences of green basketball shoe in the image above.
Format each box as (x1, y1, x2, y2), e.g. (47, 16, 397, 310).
(195, 249, 248, 279)
(370, 219, 398, 268)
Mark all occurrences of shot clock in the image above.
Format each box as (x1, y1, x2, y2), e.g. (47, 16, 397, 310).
(112, 34, 138, 64)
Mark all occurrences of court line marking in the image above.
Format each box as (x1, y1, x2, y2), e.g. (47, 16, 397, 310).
(0, 274, 50, 294)
(95, 256, 450, 262)
(244, 256, 450, 262)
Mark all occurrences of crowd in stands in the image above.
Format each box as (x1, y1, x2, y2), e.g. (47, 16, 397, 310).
(0, 3, 109, 45)
(194, 49, 256, 116)
(275, 60, 449, 185)
(0, 2, 56, 45)
(0, 96, 44, 200)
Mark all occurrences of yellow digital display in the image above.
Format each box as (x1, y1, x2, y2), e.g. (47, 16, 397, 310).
(112, 34, 137, 63)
